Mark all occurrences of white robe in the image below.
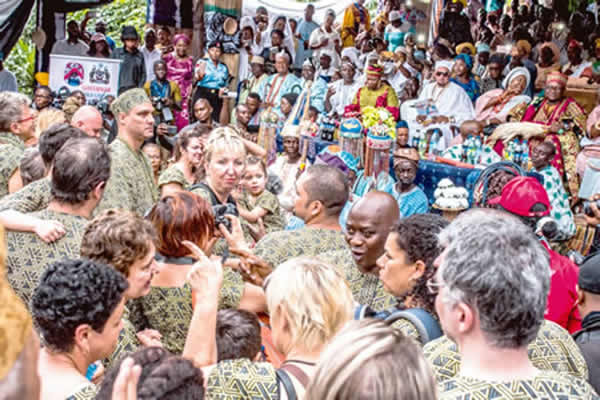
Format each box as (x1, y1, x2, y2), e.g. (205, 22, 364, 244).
(328, 79, 360, 116)
(404, 81, 475, 151)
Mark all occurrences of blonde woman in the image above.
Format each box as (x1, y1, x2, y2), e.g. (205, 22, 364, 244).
(305, 319, 438, 400)
(204, 257, 354, 399)
(33, 108, 66, 145)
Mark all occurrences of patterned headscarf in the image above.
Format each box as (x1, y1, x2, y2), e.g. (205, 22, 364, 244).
(110, 88, 151, 115)
(173, 33, 191, 45)
(455, 53, 473, 71)
(0, 225, 32, 380)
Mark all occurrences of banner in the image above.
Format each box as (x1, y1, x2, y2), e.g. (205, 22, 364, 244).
(49, 54, 121, 102)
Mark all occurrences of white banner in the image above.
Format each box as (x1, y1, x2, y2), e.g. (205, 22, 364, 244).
(49, 54, 121, 102)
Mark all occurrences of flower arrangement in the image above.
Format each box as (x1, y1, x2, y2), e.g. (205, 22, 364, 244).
(362, 106, 396, 139)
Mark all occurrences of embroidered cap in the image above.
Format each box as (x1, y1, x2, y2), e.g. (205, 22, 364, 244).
(110, 88, 151, 115)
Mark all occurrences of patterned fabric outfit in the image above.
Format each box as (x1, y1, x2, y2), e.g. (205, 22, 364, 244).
(349, 83, 400, 119)
(318, 249, 396, 312)
(438, 371, 597, 399)
(157, 163, 191, 191)
(535, 165, 576, 239)
(206, 358, 279, 399)
(128, 259, 244, 355)
(508, 96, 586, 196)
(5, 209, 88, 305)
(164, 52, 194, 130)
(237, 189, 285, 234)
(423, 320, 589, 383)
(450, 76, 480, 103)
(442, 144, 502, 166)
(0, 132, 25, 198)
(253, 227, 349, 269)
(0, 176, 51, 213)
(391, 317, 422, 343)
(257, 73, 301, 111)
(103, 307, 140, 370)
(65, 383, 97, 400)
(97, 138, 158, 217)
(390, 184, 429, 218)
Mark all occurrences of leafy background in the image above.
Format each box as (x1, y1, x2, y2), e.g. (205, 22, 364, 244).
(5, 0, 146, 95)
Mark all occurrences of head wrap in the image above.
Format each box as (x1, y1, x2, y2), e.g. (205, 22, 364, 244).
(393, 147, 420, 164)
(281, 124, 301, 138)
(302, 58, 315, 70)
(396, 120, 409, 129)
(389, 10, 402, 22)
(476, 42, 491, 54)
(502, 67, 531, 92)
(110, 88, 151, 115)
(366, 64, 384, 77)
(595, 38, 600, 50)
(515, 40, 532, 55)
(341, 47, 359, 67)
(0, 225, 33, 380)
(539, 42, 560, 64)
(250, 55, 265, 65)
(173, 33, 191, 45)
(435, 59, 454, 72)
(546, 71, 568, 88)
(451, 0, 467, 7)
(240, 15, 255, 31)
(456, 42, 476, 56)
(568, 39, 583, 50)
(455, 53, 473, 71)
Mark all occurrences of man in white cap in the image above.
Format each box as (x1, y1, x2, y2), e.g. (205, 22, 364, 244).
(257, 51, 301, 111)
(403, 60, 474, 151)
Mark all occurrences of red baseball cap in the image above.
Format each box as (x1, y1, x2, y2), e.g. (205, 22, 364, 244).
(488, 176, 551, 217)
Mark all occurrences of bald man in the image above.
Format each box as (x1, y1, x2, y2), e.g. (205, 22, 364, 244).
(319, 191, 400, 311)
(71, 106, 103, 138)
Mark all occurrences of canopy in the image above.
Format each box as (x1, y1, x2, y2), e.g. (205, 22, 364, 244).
(242, 0, 353, 23)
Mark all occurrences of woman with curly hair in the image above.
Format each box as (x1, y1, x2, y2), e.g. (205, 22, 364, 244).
(32, 258, 129, 399)
(376, 213, 448, 345)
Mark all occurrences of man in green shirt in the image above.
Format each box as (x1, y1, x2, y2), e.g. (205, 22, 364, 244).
(0, 92, 34, 198)
(6, 137, 111, 305)
(254, 164, 350, 269)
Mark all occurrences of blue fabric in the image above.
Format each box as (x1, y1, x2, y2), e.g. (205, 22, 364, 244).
(450, 77, 480, 102)
(352, 170, 396, 197)
(396, 120, 409, 129)
(384, 30, 405, 52)
(391, 185, 429, 217)
(455, 53, 473, 70)
(198, 60, 229, 89)
(415, 160, 481, 206)
(294, 19, 319, 69)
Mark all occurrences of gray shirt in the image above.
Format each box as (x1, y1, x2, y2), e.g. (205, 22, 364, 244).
(0, 69, 17, 92)
(51, 39, 89, 56)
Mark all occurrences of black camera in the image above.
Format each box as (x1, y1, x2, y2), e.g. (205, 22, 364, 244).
(50, 86, 70, 109)
(583, 200, 600, 217)
(212, 203, 238, 232)
(152, 96, 174, 123)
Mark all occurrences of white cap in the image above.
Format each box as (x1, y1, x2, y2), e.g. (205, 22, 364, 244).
(389, 10, 402, 21)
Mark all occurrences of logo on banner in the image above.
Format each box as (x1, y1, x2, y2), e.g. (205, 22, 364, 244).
(64, 62, 85, 87)
(89, 64, 111, 85)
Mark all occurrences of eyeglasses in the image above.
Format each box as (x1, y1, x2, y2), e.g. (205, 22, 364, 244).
(436, 71, 449, 77)
(17, 115, 35, 124)
(426, 277, 445, 295)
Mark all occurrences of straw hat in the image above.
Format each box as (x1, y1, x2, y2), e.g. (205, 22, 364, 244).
(224, 17, 238, 35)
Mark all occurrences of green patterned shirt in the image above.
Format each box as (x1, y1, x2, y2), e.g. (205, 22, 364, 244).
(391, 317, 422, 343)
(128, 267, 244, 354)
(318, 249, 397, 312)
(423, 320, 589, 383)
(103, 307, 140, 370)
(441, 144, 501, 166)
(0, 131, 25, 199)
(97, 138, 158, 216)
(439, 371, 597, 400)
(238, 190, 285, 234)
(65, 383, 97, 400)
(5, 209, 88, 305)
(0, 176, 51, 213)
(206, 358, 278, 400)
(254, 227, 349, 269)
(157, 164, 190, 190)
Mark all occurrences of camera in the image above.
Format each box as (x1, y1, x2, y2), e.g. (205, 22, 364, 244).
(151, 96, 174, 124)
(166, 125, 178, 136)
(583, 200, 600, 217)
(212, 203, 238, 232)
(51, 86, 70, 109)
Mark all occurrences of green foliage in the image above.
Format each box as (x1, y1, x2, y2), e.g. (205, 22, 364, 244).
(5, 10, 37, 96)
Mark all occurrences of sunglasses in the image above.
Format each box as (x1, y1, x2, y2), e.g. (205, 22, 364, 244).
(436, 71, 449, 77)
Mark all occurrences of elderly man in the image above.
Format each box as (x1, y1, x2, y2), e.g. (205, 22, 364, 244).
(258, 51, 301, 111)
(71, 105, 104, 138)
(300, 59, 327, 113)
(430, 209, 596, 398)
(0, 92, 34, 198)
(404, 61, 475, 151)
(319, 191, 399, 311)
(508, 71, 586, 196)
(253, 164, 350, 269)
(346, 64, 399, 119)
(391, 147, 428, 217)
(97, 88, 158, 216)
(6, 137, 110, 305)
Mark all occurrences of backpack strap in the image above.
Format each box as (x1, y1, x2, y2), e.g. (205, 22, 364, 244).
(279, 363, 310, 387)
(276, 368, 297, 400)
(385, 308, 443, 344)
(187, 182, 219, 205)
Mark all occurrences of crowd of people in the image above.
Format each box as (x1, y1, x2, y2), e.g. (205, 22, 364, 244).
(2, 0, 600, 399)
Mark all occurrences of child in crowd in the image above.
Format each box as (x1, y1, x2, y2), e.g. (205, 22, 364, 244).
(143, 60, 182, 125)
(216, 309, 262, 362)
(237, 156, 286, 234)
(19, 148, 45, 187)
